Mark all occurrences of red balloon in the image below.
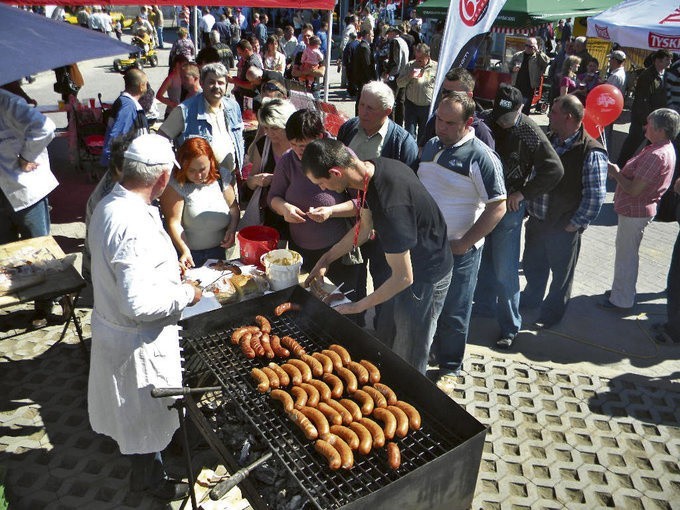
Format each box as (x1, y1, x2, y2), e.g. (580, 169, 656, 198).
(583, 109, 604, 140)
(585, 84, 624, 126)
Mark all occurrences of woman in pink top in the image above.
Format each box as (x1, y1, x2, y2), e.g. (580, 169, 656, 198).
(601, 108, 679, 310)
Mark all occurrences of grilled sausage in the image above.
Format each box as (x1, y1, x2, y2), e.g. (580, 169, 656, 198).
(251, 367, 269, 393)
(270, 389, 294, 412)
(317, 401, 343, 426)
(394, 400, 421, 430)
(346, 361, 369, 385)
(361, 386, 387, 409)
(359, 417, 385, 448)
(372, 407, 397, 440)
(291, 386, 308, 409)
(312, 352, 334, 374)
(335, 366, 358, 393)
(307, 379, 332, 402)
(270, 335, 290, 358)
(298, 382, 320, 407)
(324, 399, 353, 425)
(373, 382, 398, 406)
(299, 406, 330, 436)
(250, 334, 265, 357)
(339, 398, 362, 422)
(329, 425, 360, 451)
(268, 363, 290, 387)
(288, 359, 312, 382)
(261, 367, 280, 389)
(260, 333, 275, 359)
(321, 349, 343, 370)
(301, 354, 324, 377)
(348, 422, 372, 455)
(231, 325, 260, 345)
(322, 373, 344, 399)
(314, 439, 341, 470)
(324, 433, 354, 469)
(352, 389, 375, 416)
(328, 344, 351, 365)
(281, 336, 306, 357)
(386, 442, 401, 470)
(288, 409, 318, 440)
(240, 333, 256, 359)
(274, 302, 301, 316)
(280, 363, 303, 385)
(387, 405, 409, 438)
(359, 360, 381, 384)
(254, 315, 271, 334)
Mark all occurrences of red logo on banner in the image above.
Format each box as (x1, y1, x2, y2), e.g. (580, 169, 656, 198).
(649, 31, 680, 49)
(660, 8, 680, 24)
(459, 0, 490, 27)
(594, 24, 610, 39)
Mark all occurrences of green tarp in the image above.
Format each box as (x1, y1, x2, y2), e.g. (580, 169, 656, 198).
(417, 0, 621, 26)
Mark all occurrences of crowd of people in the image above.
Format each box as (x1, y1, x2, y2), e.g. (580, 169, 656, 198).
(3, 4, 680, 503)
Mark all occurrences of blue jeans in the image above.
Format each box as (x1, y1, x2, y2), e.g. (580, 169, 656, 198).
(404, 99, 430, 146)
(156, 26, 164, 48)
(377, 269, 452, 374)
(0, 193, 51, 244)
(473, 203, 525, 337)
(521, 217, 581, 325)
(128, 451, 164, 491)
(190, 246, 225, 267)
(434, 246, 483, 371)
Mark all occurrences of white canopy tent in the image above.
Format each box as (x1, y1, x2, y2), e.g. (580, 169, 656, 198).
(586, 0, 680, 51)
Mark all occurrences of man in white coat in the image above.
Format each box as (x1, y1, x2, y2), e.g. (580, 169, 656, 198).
(0, 88, 59, 327)
(87, 133, 201, 500)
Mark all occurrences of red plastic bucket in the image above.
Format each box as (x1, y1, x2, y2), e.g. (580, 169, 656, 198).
(237, 226, 279, 266)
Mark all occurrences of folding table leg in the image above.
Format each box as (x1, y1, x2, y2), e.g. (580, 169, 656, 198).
(58, 290, 88, 356)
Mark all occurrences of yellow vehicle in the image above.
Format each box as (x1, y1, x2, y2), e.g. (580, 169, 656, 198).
(113, 36, 159, 72)
(65, 10, 133, 28)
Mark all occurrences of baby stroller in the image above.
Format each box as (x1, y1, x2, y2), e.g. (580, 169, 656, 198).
(71, 95, 108, 179)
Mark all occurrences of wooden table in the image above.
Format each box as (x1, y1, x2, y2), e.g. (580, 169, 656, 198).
(1, 236, 87, 353)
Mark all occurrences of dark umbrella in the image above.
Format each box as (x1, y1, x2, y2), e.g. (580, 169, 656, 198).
(0, 4, 133, 86)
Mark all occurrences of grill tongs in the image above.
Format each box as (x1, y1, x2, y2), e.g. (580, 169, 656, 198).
(151, 386, 273, 506)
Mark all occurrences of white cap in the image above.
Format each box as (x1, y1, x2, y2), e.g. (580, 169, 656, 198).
(124, 134, 177, 167)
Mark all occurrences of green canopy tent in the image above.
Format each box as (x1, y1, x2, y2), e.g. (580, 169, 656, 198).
(417, 0, 620, 26)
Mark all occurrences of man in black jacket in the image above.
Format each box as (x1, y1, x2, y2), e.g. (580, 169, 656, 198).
(473, 84, 564, 349)
(381, 26, 409, 125)
(618, 49, 671, 166)
(350, 28, 377, 115)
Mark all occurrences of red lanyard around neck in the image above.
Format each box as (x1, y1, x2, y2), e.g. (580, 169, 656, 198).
(353, 172, 370, 250)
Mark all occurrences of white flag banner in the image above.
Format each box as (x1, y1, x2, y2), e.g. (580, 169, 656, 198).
(430, 0, 508, 117)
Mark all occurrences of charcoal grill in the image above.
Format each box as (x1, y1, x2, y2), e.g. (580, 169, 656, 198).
(179, 286, 487, 510)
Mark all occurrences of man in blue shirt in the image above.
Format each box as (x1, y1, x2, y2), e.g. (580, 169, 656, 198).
(521, 94, 607, 330)
(316, 20, 329, 55)
(419, 92, 506, 380)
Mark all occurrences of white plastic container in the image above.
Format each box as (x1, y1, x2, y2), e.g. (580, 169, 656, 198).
(260, 249, 303, 291)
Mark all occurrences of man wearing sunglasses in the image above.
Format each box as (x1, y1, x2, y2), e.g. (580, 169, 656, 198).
(508, 37, 550, 115)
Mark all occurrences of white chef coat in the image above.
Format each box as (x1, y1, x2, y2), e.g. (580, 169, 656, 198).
(87, 183, 195, 455)
(0, 89, 58, 211)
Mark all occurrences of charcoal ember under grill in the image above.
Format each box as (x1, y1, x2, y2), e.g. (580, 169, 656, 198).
(180, 287, 486, 510)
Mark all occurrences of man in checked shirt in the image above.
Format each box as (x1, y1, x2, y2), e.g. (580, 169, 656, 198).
(521, 94, 608, 328)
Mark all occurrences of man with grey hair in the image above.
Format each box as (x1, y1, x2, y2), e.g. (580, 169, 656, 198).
(337, 80, 418, 327)
(572, 36, 594, 75)
(160, 62, 244, 181)
(522, 94, 608, 330)
(88, 133, 201, 501)
(602, 108, 679, 311)
(509, 37, 550, 115)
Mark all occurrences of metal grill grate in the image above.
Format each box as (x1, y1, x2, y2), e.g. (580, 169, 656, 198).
(181, 291, 464, 510)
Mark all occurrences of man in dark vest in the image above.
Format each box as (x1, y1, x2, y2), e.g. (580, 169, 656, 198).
(521, 94, 608, 330)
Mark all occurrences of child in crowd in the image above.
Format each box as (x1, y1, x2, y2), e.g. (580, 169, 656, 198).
(299, 35, 323, 88)
(132, 27, 152, 56)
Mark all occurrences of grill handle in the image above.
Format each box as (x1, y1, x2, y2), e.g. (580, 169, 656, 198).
(150, 386, 222, 398)
(209, 452, 274, 501)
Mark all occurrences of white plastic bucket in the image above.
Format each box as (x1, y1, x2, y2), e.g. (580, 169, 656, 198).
(260, 249, 303, 291)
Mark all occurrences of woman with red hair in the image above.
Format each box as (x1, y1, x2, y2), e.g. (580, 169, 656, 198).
(160, 137, 239, 267)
